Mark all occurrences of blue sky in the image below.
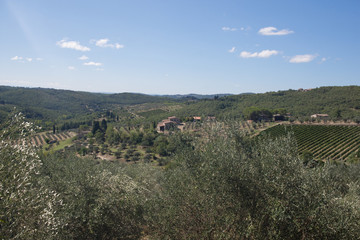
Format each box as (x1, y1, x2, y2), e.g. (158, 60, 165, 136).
(0, 0, 359, 94)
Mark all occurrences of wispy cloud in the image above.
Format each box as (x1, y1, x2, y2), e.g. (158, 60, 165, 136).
(114, 43, 124, 49)
(68, 66, 75, 70)
(95, 68, 104, 71)
(289, 54, 316, 63)
(228, 47, 236, 53)
(83, 61, 102, 66)
(78, 55, 89, 60)
(0, 79, 31, 86)
(57, 39, 90, 51)
(94, 38, 124, 49)
(222, 27, 237, 32)
(11, 56, 42, 62)
(319, 57, 328, 63)
(11, 56, 23, 61)
(240, 50, 279, 58)
(258, 27, 294, 36)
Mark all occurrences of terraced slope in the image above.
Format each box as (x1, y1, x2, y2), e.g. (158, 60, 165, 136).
(261, 124, 360, 161)
(29, 131, 75, 147)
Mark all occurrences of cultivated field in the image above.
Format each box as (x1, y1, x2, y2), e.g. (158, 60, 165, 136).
(262, 124, 360, 161)
(29, 131, 76, 147)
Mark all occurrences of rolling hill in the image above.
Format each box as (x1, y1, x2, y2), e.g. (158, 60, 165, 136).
(1, 85, 359, 124)
(0, 86, 176, 122)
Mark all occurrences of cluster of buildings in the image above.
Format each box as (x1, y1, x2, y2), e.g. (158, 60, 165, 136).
(157, 116, 183, 132)
(298, 88, 314, 92)
(157, 116, 215, 132)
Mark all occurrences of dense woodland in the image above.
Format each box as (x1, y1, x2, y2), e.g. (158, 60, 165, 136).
(1, 85, 360, 239)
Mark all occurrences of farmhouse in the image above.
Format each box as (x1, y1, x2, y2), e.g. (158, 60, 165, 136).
(157, 116, 182, 132)
(298, 88, 314, 92)
(311, 114, 329, 119)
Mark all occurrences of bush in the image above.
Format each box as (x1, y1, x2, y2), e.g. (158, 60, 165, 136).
(40, 153, 149, 239)
(147, 123, 360, 239)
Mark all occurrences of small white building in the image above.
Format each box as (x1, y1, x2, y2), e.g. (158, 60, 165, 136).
(311, 114, 329, 119)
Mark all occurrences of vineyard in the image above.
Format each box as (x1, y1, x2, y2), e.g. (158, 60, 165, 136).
(261, 124, 360, 161)
(29, 131, 76, 147)
(182, 120, 275, 133)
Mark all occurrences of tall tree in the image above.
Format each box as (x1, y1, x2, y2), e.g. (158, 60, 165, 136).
(101, 119, 107, 131)
(92, 121, 100, 135)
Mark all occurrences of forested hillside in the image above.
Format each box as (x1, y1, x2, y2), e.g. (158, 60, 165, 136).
(0, 86, 175, 122)
(173, 86, 360, 121)
(1, 85, 359, 124)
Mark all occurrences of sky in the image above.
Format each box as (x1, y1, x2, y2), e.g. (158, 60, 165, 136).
(0, 0, 359, 94)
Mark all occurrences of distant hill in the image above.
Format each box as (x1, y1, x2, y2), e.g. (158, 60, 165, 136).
(172, 86, 360, 121)
(1, 85, 359, 124)
(157, 93, 234, 100)
(0, 86, 176, 122)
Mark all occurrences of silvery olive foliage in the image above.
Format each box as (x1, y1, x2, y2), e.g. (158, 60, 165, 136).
(1, 114, 360, 239)
(0, 113, 62, 239)
(40, 148, 160, 239)
(147, 122, 360, 239)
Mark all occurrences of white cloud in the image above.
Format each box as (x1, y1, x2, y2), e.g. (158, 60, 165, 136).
(222, 27, 237, 31)
(115, 43, 124, 49)
(95, 38, 109, 47)
(95, 68, 104, 71)
(240, 50, 279, 58)
(289, 54, 316, 63)
(228, 47, 236, 53)
(78, 55, 89, 60)
(240, 51, 258, 58)
(258, 50, 279, 58)
(258, 27, 294, 36)
(11, 56, 23, 61)
(57, 39, 90, 51)
(94, 38, 124, 49)
(68, 66, 75, 70)
(11, 56, 42, 62)
(83, 61, 102, 66)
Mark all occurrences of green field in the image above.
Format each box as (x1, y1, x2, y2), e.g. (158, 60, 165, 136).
(261, 124, 360, 161)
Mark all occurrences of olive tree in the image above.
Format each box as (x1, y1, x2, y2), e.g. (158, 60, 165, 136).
(0, 113, 62, 239)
